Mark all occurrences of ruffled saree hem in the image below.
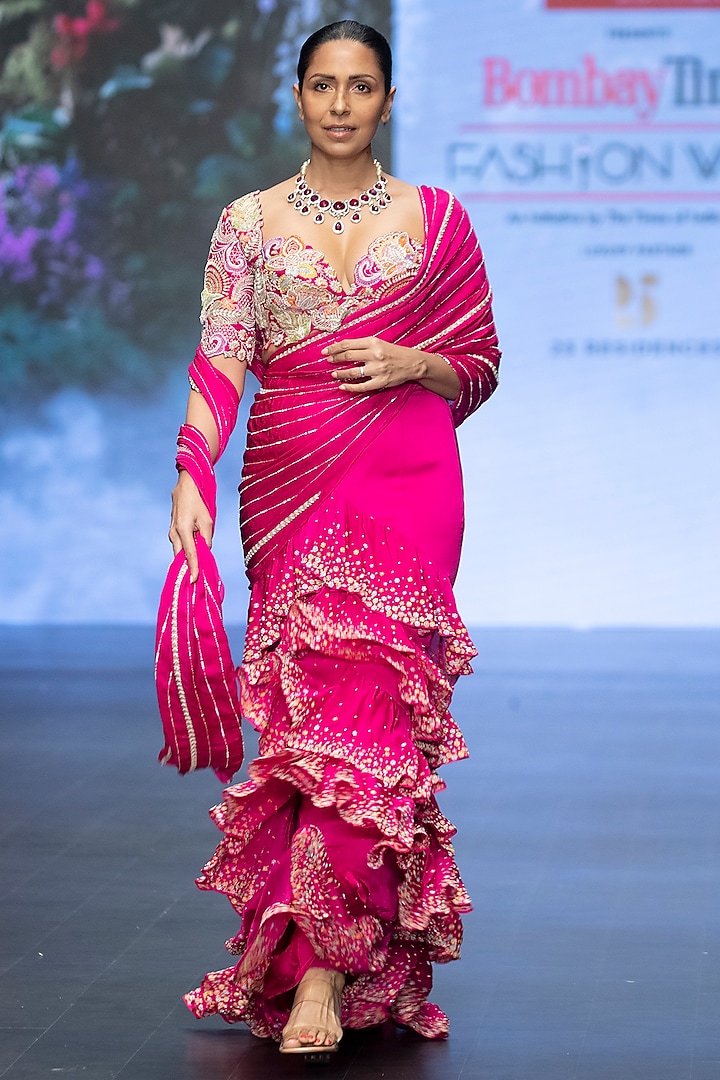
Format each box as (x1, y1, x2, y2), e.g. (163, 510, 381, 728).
(183, 493, 474, 1040)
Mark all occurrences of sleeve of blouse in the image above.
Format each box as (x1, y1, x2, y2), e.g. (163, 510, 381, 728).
(439, 301, 500, 428)
(435, 210, 501, 427)
(197, 200, 258, 365)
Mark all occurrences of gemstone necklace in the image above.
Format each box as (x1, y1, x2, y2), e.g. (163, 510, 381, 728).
(287, 158, 391, 234)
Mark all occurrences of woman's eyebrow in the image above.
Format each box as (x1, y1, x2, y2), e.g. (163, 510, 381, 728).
(308, 72, 378, 81)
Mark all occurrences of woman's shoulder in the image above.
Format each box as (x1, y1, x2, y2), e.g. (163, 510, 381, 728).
(223, 190, 262, 235)
(415, 186, 476, 232)
(385, 175, 419, 197)
(254, 175, 299, 219)
(226, 177, 299, 234)
(414, 184, 460, 208)
(388, 180, 465, 217)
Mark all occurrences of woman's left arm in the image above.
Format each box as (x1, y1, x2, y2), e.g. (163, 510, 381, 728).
(323, 338, 461, 400)
(324, 202, 501, 423)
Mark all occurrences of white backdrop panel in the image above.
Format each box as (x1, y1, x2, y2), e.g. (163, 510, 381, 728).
(395, 0, 720, 626)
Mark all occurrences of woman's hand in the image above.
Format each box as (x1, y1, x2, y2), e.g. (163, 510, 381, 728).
(323, 336, 422, 392)
(169, 470, 214, 583)
(323, 336, 461, 401)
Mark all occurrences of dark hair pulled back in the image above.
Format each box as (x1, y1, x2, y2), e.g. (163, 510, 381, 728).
(297, 20, 392, 95)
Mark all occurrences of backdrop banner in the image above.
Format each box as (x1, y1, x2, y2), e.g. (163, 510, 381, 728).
(396, 0, 719, 626)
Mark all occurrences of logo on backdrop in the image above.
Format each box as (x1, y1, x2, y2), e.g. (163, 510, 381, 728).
(482, 55, 719, 117)
(449, 53, 720, 196)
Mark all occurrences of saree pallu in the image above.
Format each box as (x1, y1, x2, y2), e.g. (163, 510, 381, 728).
(183, 188, 500, 1040)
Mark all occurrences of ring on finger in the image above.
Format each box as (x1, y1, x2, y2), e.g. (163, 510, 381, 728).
(359, 365, 365, 379)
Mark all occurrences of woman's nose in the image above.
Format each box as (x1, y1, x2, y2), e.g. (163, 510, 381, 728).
(330, 89, 350, 115)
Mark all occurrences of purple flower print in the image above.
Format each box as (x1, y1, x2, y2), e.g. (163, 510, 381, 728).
(0, 162, 117, 314)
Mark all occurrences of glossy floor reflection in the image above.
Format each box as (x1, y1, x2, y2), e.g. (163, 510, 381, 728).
(0, 626, 718, 1079)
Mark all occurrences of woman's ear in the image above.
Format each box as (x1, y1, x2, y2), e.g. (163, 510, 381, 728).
(293, 83, 304, 121)
(381, 85, 396, 125)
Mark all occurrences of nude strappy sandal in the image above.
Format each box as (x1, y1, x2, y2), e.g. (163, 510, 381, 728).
(279, 972, 343, 1062)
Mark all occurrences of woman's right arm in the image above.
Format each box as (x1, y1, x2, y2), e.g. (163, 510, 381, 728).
(169, 355, 247, 582)
(168, 200, 258, 581)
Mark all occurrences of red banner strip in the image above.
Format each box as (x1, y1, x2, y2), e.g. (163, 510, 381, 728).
(546, 1, 720, 8)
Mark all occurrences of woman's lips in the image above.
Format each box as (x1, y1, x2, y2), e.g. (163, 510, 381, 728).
(324, 126, 355, 138)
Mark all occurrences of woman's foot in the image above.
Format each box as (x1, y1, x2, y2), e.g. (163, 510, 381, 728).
(279, 967, 344, 1056)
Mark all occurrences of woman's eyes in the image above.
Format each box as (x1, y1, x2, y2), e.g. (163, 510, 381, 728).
(311, 81, 372, 93)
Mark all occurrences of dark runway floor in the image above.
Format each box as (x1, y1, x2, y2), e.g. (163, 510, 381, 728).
(0, 626, 719, 1080)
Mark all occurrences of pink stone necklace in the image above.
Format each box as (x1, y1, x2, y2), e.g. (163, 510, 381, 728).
(287, 159, 391, 234)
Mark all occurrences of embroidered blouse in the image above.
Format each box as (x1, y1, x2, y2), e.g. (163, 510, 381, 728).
(197, 190, 424, 364)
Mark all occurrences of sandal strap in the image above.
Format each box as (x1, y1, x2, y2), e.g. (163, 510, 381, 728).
(281, 971, 344, 1047)
(287, 997, 334, 1014)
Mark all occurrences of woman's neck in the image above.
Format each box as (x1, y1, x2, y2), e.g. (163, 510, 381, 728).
(303, 150, 380, 198)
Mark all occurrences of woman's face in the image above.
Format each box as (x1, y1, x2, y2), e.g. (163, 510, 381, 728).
(294, 39, 394, 159)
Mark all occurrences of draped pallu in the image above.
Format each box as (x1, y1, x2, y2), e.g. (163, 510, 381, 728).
(154, 358, 244, 783)
(183, 188, 501, 1040)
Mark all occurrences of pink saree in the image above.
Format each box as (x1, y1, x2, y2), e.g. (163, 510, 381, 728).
(182, 188, 500, 1040)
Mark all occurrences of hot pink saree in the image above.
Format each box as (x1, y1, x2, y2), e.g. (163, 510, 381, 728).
(182, 188, 500, 1040)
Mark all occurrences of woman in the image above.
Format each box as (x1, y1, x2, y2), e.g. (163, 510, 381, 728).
(166, 19, 500, 1060)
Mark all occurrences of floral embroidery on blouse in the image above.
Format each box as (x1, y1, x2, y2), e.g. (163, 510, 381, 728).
(198, 190, 424, 360)
(355, 232, 424, 289)
(199, 194, 260, 362)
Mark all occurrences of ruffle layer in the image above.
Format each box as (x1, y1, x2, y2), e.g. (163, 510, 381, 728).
(184, 495, 474, 1041)
(244, 494, 477, 673)
(195, 755, 470, 948)
(242, 494, 477, 772)
(184, 817, 468, 1041)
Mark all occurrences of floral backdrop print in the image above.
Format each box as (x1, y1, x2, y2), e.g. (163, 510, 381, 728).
(0, 0, 390, 623)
